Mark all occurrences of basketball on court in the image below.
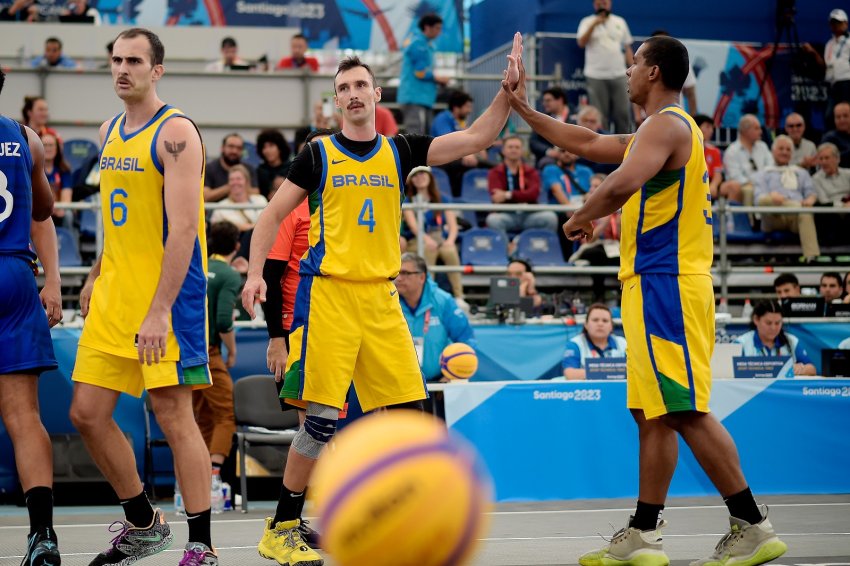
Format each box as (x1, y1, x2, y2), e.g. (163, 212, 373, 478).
(440, 342, 478, 380)
(309, 410, 491, 566)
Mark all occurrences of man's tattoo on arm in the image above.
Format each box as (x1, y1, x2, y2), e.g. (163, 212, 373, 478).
(164, 139, 187, 162)
(618, 135, 630, 145)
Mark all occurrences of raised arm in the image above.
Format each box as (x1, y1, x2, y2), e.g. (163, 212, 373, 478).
(426, 33, 522, 166)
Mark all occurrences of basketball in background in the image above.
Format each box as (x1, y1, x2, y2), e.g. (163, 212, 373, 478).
(440, 342, 478, 380)
(309, 410, 491, 566)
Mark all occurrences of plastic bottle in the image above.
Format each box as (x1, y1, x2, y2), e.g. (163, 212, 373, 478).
(741, 298, 754, 319)
(174, 481, 185, 515)
(572, 293, 586, 315)
(211, 469, 224, 514)
(221, 482, 232, 511)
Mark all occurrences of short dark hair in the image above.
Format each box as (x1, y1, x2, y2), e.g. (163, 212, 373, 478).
(508, 258, 533, 273)
(208, 221, 240, 256)
(693, 114, 715, 128)
(221, 36, 237, 49)
(821, 271, 843, 287)
(115, 28, 165, 66)
(448, 90, 473, 111)
(334, 56, 377, 91)
(305, 128, 338, 144)
(255, 129, 291, 164)
(221, 133, 243, 147)
(542, 87, 566, 101)
(45, 37, 62, 49)
(641, 35, 690, 92)
(401, 252, 428, 276)
(292, 33, 308, 42)
(0, 69, 5, 96)
(773, 273, 799, 288)
(418, 13, 443, 31)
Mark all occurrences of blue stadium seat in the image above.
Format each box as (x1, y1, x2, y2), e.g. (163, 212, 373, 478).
(459, 228, 508, 266)
(242, 141, 261, 170)
(713, 203, 767, 243)
(460, 169, 491, 204)
(63, 138, 99, 185)
(55, 227, 82, 267)
(430, 167, 453, 203)
(514, 229, 566, 266)
(486, 145, 502, 164)
(78, 195, 98, 238)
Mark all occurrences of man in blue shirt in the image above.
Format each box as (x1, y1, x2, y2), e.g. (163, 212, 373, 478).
(395, 253, 476, 382)
(31, 37, 78, 69)
(398, 13, 449, 134)
(430, 90, 473, 137)
(541, 147, 594, 205)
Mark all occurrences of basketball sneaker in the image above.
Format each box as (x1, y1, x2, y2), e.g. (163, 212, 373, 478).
(22, 526, 60, 566)
(579, 518, 670, 566)
(690, 506, 787, 566)
(178, 542, 218, 566)
(258, 518, 323, 566)
(88, 509, 173, 566)
(297, 519, 322, 549)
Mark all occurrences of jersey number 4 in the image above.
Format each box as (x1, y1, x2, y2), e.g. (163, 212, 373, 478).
(0, 171, 12, 223)
(358, 198, 375, 233)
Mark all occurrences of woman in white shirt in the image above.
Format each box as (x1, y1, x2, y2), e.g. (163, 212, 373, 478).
(210, 164, 267, 231)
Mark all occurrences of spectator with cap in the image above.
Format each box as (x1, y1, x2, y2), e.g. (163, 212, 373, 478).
(30, 37, 77, 69)
(695, 114, 724, 200)
(812, 142, 850, 246)
(774, 273, 802, 300)
(206, 37, 250, 72)
(275, 33, 319, 72)
(721, 114, 773, 204)
(398, 13, 450, 134)
(784, 113, 818, 169)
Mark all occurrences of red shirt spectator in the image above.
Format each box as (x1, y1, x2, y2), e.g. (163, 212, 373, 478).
(276, 33, 319, 72)
(705, 143, 723, 179)
(487, 162, 541, 203)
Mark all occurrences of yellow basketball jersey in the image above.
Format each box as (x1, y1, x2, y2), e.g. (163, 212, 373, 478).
(299, 135, 404, 281)
(79, 105, 209, 365)
(618, 105, 713, 281)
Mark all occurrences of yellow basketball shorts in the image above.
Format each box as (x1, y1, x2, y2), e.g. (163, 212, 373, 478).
(284, 276, 426, 413)
(621, 273, 714, 419)
(72, 345, 212, 398)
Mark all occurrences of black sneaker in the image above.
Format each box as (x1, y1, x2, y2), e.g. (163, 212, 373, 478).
(88, 509, 173, 565)
(297, 519, 322, 549)
(21, 527, 60, 566)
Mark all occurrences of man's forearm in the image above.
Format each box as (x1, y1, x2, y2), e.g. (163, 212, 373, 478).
(465, 89, 511, 152)
(220, 330, 236, 355)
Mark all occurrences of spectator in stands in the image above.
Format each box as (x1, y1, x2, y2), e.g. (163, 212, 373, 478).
(820, 272, 844, 303)
(486, 135, 558, 235)
(30, 37, 77, 68)
(529, 87, 570, 166)
(784, 113, 817, 169)
(577, 0, 634, 134)
(275, 33, 319, 72)
(204, 133, 257, 202)
(403, 166, 464, 300)
(577, 104, 605, 134)
(570, 173, 621, 302)
(773, 273, 801, 299)
(804, 9, 850, 130)
(812, 142, 850, 246)
(754, 135, 821, 262)
(41, 132, 72, 225)
(209, 164, 267, 231)
(193, 221, 239, 475)
(398, 13, 449, 134)
(507, 258, 542, 309)
(21, 96, 60, 141)
(823, 102, 850, 167)
(431, 90, 490, 197)
(844, 272, 850, 303)
(542, 147, 593, 205)
(735, 300, 816, 376)
(562, 303, 627, 380)
(720, 114, 772, 204)
(206, 37, 249, 72)
(396, 253, 475, 382)
(255, 129, 291, 199)
(695, 114, 724, 200)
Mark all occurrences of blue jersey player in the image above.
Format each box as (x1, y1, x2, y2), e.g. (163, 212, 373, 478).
(0, 68, 63, 566)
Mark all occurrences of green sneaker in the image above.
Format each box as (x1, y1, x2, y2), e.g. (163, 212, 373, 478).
(579, 518, 670, 566)
(690, 506, 787, 566)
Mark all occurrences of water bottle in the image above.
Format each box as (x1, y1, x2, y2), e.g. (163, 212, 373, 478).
(741, 298, 754, 320)
(572, 293, 586, 315)
(211, 469, 224, 514)
(221, 482, 232, 511)
(174, 481, 185, 516)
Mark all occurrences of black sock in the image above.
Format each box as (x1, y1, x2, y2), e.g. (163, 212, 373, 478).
(296, 487, 308, 518)
(25, 486, 54, 536)
(273, 484, 305, 525)
(120, 491, 155, 528)
(630, 500, 665, 531)
(186, 508, 212, 549)
(724, 487, 762, 525)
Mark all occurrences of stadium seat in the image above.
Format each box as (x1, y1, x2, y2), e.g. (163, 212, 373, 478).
(78, 195, 98, 239)
(430, 167, 453, 203)
(241, 141, 261, 170)
(460, 227, 508, 266)
(514, 229, 566, 266)
(714, 203, 767, 243)
(55, 226, 82, 267)
(63, 138, 99, 186)
(460, 169, 491, 204)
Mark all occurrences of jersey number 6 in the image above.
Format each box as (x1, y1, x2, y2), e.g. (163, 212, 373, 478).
(110, 188, 128, 227)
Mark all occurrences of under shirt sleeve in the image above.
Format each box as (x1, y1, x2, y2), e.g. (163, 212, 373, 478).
(286, 142, 323, 193)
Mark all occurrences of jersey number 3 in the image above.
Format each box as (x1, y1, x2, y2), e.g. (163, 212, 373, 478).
(358, 198, 375, 233)
(0, 171, 12, 223)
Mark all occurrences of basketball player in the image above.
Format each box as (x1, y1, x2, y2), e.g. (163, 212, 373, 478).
(502, 35, 786, 566)
(0, 68, 62, 566)
(240, 34, 522, 565)
(68, 28, 217, 565)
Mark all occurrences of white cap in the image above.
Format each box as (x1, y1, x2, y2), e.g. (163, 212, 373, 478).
(830, 8, 848, 22)
(407, 165, 432, 181)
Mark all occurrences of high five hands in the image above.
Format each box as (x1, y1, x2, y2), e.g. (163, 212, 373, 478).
(502, 32, 527, 107)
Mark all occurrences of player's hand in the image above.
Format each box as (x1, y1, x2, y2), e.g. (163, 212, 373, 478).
(241, 275, 267, 319)
(137, 310, 169, 365)
(79, 279, 95, 318)
(267, 337, 289, 381)
(504, 32, 522, 89)
(563, 217, 594, 241)
(40, 279, 62, 328)
(225, 348, 237, 369)
(502, 47, 528, 109)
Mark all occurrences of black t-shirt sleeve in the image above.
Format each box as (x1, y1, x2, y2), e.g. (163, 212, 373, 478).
(393, 134, 433, 182)
(285, 142, 323, 193)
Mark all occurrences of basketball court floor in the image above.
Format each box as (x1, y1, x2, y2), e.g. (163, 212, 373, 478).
(0, 495, 847, 565)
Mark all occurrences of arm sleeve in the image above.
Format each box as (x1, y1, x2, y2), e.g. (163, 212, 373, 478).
(261, 259, 288, 338)
(621, 20, 633, 45)
(286, 143, 322, 193)
(752, 172, 768, 201)
(794, 340, 813, 365)
(215, 270, 241, 335)
(513, 167, 541, 203)
(562, 342, 582, 370)
(395, 134, 434, 181)
(487, 166, 503, 193)
(443, 301, 477, 348)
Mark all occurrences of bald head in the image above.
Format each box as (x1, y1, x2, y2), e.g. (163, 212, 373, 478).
(738, 114, 763, 144)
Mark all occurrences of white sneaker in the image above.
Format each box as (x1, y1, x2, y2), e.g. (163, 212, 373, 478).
(690, 506, 787, 566)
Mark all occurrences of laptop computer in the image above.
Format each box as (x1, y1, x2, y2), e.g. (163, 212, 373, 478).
(780, 297, 825, 317)
(711, 342, 743, 379)
(489, 276, 520, 306)
(822, 349, 850, 377)
(826, 302, 850, 318)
